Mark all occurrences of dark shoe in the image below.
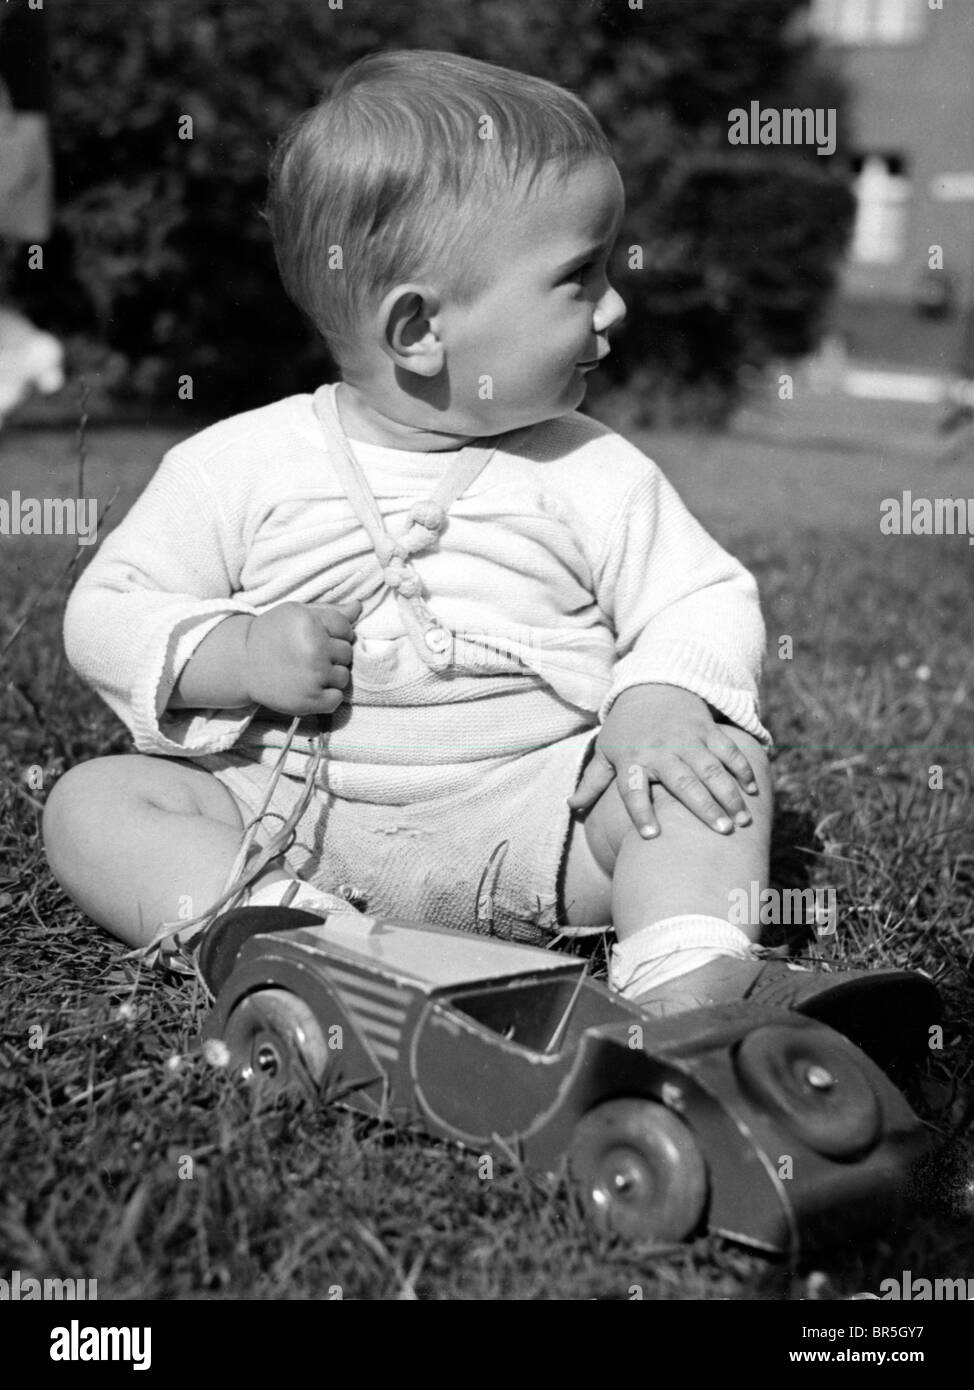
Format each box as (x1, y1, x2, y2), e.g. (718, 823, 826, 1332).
(633, 956, 941, 1066)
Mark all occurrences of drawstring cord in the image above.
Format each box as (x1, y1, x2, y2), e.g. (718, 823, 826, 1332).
(311, 384, 531, 671)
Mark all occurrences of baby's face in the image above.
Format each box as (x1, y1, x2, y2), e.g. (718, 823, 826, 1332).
(434, 157, 627, 435)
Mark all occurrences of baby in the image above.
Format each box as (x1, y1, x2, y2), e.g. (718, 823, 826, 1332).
(43, 50, 935, 1049)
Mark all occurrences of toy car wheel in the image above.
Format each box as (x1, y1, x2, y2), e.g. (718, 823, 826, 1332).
(223, 988, 329, 1098)
(569, 1098, 708, 1243)
(735, 1025, 881, 1159)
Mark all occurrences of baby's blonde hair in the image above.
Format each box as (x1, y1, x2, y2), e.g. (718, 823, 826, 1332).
(266, 49, 611, 365)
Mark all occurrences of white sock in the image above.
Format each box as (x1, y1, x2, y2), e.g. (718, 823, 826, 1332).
(245, 878, 358, 916)
(610, 915, 755, 1000)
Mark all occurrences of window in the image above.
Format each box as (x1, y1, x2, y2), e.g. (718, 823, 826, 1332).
(810, 0, 925, 44)
(849, 155, 911, 264)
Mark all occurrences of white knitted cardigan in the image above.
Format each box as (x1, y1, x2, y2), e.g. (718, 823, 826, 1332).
(63, 394, 772, 758)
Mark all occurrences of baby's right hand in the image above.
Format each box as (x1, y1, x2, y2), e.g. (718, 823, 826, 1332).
(244, 599, 361, 715)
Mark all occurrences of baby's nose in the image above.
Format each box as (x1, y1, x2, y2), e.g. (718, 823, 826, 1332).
(595, 285, 627, 334)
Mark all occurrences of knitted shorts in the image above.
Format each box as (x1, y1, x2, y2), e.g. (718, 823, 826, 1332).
(200, 725, 601, 946)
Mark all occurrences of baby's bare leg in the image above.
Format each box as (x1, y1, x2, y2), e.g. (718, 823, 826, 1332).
(43, 754, 290, 948)
(561, 726, 772, 939)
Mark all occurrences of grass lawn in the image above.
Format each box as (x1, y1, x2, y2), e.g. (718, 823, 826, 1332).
(1, 390, 973, 1300)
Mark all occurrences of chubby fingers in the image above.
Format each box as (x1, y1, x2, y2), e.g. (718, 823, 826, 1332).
(618, 761, 660, 839)
(314, 606, 358, 644)
(309, 606, 356, 681)
(679, 727, 762, 828)
(323, 636, 354, 669)
(566, 748, 615, 812)
(649, 733, 763, 833)
(570, 728, 762, 841)
(707, 724, 759, 795)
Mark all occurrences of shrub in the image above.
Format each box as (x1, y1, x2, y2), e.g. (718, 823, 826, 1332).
(7, 0, 854, 420)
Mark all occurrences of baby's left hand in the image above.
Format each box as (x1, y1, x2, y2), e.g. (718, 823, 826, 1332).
(567, 683, 759, 837)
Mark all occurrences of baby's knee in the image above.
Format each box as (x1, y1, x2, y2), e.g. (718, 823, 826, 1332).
(43, 756, 128, 857)
(45, 756, 113, 824)
(43, 754, 238, 862)
(53, 753, 242, 820)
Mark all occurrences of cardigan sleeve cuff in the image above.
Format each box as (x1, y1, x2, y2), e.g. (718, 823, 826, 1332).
(131, 601, 262, 756)
(598, 640, 773, 748)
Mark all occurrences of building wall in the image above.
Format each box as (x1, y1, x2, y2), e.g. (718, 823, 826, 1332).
(809, 0, 974, 368)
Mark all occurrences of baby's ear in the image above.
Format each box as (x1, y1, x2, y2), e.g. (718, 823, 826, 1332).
(378, 284, 444, 378)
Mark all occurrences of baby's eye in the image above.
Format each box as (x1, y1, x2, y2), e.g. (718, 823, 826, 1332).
(565, 262, 593, 284)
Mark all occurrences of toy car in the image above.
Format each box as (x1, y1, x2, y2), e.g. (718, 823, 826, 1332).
(202, 909, 929, 1253)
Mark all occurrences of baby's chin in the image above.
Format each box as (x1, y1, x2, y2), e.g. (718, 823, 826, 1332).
(459, 381, 589, 438)
(379, 373, 590, 445)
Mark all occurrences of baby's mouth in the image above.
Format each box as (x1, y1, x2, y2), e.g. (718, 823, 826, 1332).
(577, 348, 610, 370)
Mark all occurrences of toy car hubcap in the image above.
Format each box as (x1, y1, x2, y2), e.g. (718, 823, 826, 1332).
(735, 1026, 882, 1158)
(593, 1148, 653, 1213)
(570, 1098, 708, 1243)
(611, 1158, 642, 1196)
(223, 988, 329, 1097)
(255, 1042, 281, 1077)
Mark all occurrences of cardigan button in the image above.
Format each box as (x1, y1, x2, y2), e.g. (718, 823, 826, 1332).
(424, 626, 451, 653)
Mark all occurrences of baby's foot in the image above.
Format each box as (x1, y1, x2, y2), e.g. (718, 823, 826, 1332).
(632, 956, 771, 1017)
(632, 955, 941, 1065)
